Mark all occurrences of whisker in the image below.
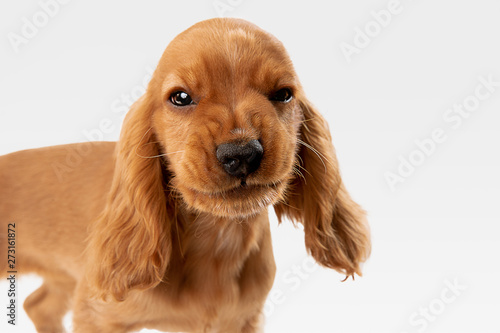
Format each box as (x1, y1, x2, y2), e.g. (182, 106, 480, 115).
(140, 150, 185, 159)
(292, 167, 306, 183)
(135, 128, 187, 159)
(134, 127, 154, 157)
(276, 198, 300, 212)
(296, 153, 304, 166)
(294, 161, 311, 177)
(297, 139, 332, 173)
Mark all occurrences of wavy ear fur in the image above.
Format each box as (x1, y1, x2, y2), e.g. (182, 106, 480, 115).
(275, 98, 371, 277)
(86, 95, 172, 301)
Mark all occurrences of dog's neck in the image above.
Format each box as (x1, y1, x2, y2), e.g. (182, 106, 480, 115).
(165, 209, 269, 289)
(177, 210, 266, 260)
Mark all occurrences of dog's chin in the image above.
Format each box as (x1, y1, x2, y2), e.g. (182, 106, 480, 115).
(180, 181, 287, 218)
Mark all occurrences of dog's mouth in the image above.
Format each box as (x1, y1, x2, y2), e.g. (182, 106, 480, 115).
(209, 181, 278, 200)
(180, 180, 287, 218)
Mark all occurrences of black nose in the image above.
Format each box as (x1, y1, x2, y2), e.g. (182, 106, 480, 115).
(216, 139, 263, 179)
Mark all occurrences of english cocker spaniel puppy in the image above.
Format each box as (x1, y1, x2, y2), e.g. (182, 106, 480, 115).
(0, 18, 370, 333)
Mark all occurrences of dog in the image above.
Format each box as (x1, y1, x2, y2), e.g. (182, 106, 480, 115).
(0, 18, 370, 333)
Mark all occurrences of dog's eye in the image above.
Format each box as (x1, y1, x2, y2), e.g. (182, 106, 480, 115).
(270, 88, 293, 103)
(169, 91, 193, 106)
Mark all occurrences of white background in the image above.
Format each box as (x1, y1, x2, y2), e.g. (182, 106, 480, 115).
(1, 0, 499, 332)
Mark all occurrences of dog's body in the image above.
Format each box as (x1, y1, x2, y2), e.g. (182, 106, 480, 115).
(1, 142, 275, 332)
(0, 18, 370, 332)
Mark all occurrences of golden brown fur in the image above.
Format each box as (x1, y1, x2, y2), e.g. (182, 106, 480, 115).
(0, 18, 370, 332)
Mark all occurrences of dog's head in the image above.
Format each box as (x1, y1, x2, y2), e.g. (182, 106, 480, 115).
(88, 18, 370, 301)
(146, 19, 301, 218)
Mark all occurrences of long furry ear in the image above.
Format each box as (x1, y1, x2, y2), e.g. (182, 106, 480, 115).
(86, 95, 172, 301)
(274, 98, 371, 278)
